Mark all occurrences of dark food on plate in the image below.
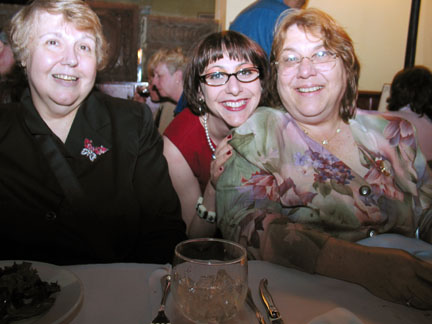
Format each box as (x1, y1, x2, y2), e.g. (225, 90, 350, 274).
(0, 262, 61, 324)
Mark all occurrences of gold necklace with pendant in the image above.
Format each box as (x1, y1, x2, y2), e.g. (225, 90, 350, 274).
(303, 122, 342, 145)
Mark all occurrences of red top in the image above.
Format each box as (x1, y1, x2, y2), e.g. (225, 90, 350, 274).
(164, 108, 215, 193)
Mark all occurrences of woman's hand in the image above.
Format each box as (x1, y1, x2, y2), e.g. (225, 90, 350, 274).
(359, 248, 432, 310)
(210, 134, 233, 188)
(187, 134, 233, 238)
(418, 211, 432, 243)
(316, 237, 432, 310)
(132, 89, 146, 103)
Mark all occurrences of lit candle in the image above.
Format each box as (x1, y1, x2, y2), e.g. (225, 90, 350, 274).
(137, 48, 143, 82)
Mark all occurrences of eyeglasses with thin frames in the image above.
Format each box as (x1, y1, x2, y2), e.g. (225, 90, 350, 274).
(275, 50, 338, 74)
(199, 67, 260, 86)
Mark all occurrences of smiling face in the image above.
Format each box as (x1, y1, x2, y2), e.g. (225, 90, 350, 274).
(23, 12, 97, 120)
(276, 24, 347, 125)
(200, 54, 261, 128)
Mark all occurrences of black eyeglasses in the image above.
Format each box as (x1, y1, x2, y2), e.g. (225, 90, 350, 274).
(199, 67, 260, 86)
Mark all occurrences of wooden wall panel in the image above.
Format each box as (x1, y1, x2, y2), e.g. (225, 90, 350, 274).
(139, 15, 220, 78)
(90, 2, 140, 82)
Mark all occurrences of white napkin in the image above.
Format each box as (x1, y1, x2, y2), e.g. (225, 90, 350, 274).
(307, 307, 364, 324)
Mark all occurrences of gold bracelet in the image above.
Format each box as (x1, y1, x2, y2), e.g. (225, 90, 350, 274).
(195, 196, 216, 223)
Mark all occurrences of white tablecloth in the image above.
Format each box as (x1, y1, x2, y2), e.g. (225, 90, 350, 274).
(65, 261, 431, 324)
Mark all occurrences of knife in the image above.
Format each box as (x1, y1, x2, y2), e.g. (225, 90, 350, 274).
(246, 288, 267, 324)
(259, 278, 285, 324)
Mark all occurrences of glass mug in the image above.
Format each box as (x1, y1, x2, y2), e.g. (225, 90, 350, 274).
(171, 238, 248, 323)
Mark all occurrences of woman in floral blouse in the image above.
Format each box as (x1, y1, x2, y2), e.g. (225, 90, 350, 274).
(216, 8, 432, 309)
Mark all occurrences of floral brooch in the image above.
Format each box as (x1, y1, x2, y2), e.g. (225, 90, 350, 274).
(81, 138, 109, 162)
(374, 157, 391, 176)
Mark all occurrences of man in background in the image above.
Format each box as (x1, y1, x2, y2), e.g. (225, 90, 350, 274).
(0, 29, 15, 77)
(229, 0, 307, 58)
(1, 28, 26, 103)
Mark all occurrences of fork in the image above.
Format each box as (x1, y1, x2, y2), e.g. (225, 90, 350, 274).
(150, 274, 171, 324)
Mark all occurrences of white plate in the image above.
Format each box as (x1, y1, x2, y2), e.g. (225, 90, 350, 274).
(0, 260, 83, 324)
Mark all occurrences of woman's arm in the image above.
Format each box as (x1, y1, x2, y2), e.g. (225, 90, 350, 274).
(264, 221, 432, 309)
(315, 237, 432, 309)
(163, 136, 216, 238)
(188, 135, 233, 238)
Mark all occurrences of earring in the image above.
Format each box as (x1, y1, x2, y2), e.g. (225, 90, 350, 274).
(198, 97, 205, 115)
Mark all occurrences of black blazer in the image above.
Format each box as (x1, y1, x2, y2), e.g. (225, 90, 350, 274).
(0, 90, 187, 265)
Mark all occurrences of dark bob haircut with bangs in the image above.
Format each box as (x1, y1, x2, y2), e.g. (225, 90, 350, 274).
(184, 30, 270, 116)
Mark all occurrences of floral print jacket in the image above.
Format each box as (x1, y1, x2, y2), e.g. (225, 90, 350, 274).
(216, 107, 432, 272)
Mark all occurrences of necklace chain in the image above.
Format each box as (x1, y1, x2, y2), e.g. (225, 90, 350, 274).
(303, 123, 342, 145)
(203, 113, 216, 160)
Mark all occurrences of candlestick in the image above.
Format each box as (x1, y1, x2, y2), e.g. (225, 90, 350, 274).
(137, 48, 143, 82)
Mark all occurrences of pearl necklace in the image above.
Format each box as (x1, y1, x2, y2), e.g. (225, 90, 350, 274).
(303, 123, 342, 145)
(203, 113, 216, 160)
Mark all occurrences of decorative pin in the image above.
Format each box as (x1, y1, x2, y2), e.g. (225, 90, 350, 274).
(81, 138, 109, 162)
(374, 157, 391, 176)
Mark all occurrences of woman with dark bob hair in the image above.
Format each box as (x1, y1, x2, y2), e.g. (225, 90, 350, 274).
(0, 0, 187, 265)
(163, 30, 270, 238)
(387, 66, 432, 161)
(217, 8, 432, 309)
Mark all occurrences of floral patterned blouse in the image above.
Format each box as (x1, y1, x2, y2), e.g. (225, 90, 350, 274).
(216, 107, 432, 272)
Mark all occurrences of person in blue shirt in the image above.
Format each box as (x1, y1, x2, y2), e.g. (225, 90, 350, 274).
(229, 0, 306, 58)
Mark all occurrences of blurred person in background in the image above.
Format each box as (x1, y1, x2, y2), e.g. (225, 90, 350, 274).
(133, 50, 177, 132)
(230, 0, 307, 58)
(134, 51, 163, 117)
(0, 27, 26, 103)
(386, 66, 432, 163)
(0, 29, 15, 76)
(151, 47, 188, 116)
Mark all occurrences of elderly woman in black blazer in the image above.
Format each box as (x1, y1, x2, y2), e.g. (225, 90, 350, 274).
(0, 0, 187, 265)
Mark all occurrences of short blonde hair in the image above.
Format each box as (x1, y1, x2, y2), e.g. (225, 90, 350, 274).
(10, 0, 108, 71)
(146, 51, 160, 79)
(148, 47, 187, 77)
